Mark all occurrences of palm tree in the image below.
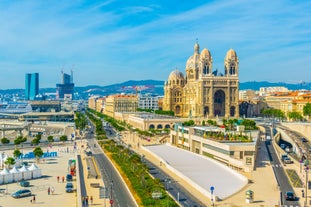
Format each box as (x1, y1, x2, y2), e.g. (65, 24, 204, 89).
(33, 147, 43, 163)
(13, 149, 22, 159)
(4, 157, 15, 169)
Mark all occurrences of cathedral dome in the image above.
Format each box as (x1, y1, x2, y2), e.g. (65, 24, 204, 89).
(168, 69, 184, 82)
(201, 48, 212, 60)
(225, 49, 237, 60)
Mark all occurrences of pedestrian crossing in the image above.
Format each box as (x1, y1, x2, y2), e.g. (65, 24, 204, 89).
(282, 205, 299, 207)
(272, 164, 282, 167)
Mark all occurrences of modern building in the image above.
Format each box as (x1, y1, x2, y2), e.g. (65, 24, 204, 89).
(0, 102, 32, 114)
(103, 94, 138, 118)
(163, 42, 239, 118)
(138, 94, 160, 110)
(19, 111, 74, 122)
(259, 86, 288, 97)
(170, 124, 258, 172)
(56, 71, 74, 99)
(25, 73, 39, 100)
(29, 101, 61, 112)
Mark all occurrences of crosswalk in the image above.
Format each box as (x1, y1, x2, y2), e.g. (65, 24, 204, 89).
(282, 205, 299, 207)
(272, 164, 282, 167)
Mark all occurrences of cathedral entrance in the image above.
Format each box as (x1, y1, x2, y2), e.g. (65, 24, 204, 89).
(204, 106, 209, 117)
(175, 105, 181, 115)
(214, 90, 225, 116)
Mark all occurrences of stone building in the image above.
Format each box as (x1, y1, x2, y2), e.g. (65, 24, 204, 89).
(163, 42, 239, 118)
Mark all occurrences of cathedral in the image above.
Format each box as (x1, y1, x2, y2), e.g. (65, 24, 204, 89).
(163, 42, 239, 118)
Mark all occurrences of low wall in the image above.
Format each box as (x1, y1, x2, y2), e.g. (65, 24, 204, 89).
(282, 123, 311, 141)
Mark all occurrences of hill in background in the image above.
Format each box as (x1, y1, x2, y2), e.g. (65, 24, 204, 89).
(1, 80, 310, 100)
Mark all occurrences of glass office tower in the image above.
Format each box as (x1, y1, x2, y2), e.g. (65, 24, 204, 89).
(25, 73, 39, 100)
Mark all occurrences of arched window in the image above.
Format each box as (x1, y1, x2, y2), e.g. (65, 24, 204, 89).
(157, 124, 163, 129)
(149, 124, 155, 130)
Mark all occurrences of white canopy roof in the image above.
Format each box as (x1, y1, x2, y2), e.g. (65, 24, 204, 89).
(19, 165, 29, 172)
(28, 163, 39, 171)
(0, 168, 10, 175)
(10, 166, 20, 173)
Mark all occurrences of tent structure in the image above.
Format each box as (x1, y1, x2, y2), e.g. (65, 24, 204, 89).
(19, 165, 32, 180)
(10, 166, 22, 182)
(28, 163, 42, 179)
(0, 168, 13, 183)
(0, 154, 8, 169)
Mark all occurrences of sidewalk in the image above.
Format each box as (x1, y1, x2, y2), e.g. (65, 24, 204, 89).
(78, 140, 110, 207)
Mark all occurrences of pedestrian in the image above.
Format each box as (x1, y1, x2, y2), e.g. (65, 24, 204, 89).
(86, 196, 89, 205)
(57, 176, 59, 183)
(90, 196, 93, 204)
(51, 187, 54, 195)
(33, 195, 36, 203)
(48, 187, 50, 195)
(62, 176, 64, 183)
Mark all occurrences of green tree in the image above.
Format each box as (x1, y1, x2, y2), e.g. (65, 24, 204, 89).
(60, 135, 68, 142)
(303, 103, 311, 118)
(31, 138, 40, 145)
(13, 149, 22, 159)
(47, 135, 54, 142)
(35, 134, 42, 140)
(4, 157, 15, 168)
(288, 111, 303, 121)
(1, 137, 10, 144)
(33, 147, 43, 163)
(14, 136, 27, 145)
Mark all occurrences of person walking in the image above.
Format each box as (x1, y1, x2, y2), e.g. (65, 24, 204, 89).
(48, 187, 50, 195)
(57, 176, 59, 183)
(90, 196, 93, 204)
(33, 195, 36, 203)
(62, 176, 64, 183)
(51, 187, 54, 195)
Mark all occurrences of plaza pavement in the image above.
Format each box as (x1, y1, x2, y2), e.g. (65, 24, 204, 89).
(0, 141, 110, 207)
(0, 144, 77, 207)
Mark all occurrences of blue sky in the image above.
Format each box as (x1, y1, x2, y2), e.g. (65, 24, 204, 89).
(0, 0, 310, 89)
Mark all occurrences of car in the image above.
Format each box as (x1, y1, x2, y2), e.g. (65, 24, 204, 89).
(66, 174, 73, 181)
(284, 191, 295, 201)
(20, 181, 30, 187)
(11, 189, 32, 198)
(280, 144, 286, 149)
(281, 154, 288, 162)
(301, 137, 308, 142)
(65, 182, 74, 193)
(283, 157, 293, 164)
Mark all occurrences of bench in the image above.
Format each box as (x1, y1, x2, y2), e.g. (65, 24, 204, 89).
(90, 183, 100, 188)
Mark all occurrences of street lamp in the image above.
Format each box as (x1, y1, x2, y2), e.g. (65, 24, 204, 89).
(110, 180, 113, 207)
(305, 160, 309, 207)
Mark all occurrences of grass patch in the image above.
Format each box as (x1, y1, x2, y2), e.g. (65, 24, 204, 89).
(101, 140, 178, 207)
(286, 169, 303, 188)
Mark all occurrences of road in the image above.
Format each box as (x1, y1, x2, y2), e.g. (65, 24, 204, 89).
(263, 125, 300, 207)
(144, 158, 206, 207)
(85, 121, 137, 207)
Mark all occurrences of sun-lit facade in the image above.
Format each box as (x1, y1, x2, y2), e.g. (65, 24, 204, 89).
(163, 42, 239, 118)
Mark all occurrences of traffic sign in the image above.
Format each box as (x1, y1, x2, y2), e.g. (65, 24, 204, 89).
(210, 186, 215, 192)
(110, 199, 113, 204)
